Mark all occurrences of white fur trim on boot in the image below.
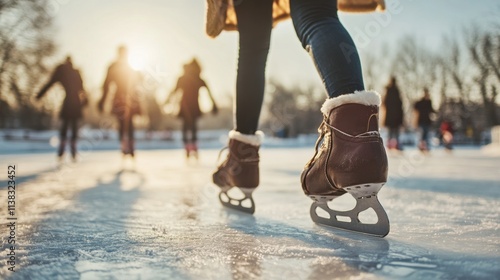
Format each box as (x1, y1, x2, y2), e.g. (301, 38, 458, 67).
(229, 130, 264, 147)
(320, 90, 381, 115)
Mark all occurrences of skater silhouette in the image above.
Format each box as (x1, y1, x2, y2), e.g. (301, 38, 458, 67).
(36, 56, 87, 161)
(208, 0, 390, 236)
(98, 45, 142, 157)
(440, 120, 454, 151)
(414, 88, 435, 152)
(165, 58, 218, 159)
(383, 76, 404, 151)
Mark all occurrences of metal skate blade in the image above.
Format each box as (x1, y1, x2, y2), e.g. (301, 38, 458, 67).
(309, 183, 389, 237)
(218, 189, 255, 214)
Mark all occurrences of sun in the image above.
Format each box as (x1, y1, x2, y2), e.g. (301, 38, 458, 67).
(128, 50, 147, 70)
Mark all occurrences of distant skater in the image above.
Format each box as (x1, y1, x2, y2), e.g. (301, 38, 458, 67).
(440, 120, 454, 151)
(36, 56, 87, 161)
(414, 88, 435, 152)
(208, 0, 390, 236)
(383, 77, 404, 151)
(98, 45, 142, 158)
(165, 58, 218, 159)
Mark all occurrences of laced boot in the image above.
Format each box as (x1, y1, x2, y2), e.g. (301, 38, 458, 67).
(213, 130, 263, 214)
(302, 91, 390, 236)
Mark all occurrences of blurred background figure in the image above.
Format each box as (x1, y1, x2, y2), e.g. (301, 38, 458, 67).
(414, 88, 435, 152)
(440, 119, 454, 151)
(165, 58, 218, 159)
(36, 56, 87, 162)
(383, 76, 404, 151)
(98, 45, 142, 158)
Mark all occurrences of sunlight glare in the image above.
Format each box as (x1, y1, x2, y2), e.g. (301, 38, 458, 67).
(129, 50, 147, 70)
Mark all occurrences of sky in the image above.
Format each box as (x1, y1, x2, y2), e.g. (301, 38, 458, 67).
(50, 0, 499, 107)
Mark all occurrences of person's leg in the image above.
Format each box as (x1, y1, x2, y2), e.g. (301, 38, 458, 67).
(191, 119, 197, 143)
(422, 125, 430, 149)
(128, 116, 135, 156)
(290, 0, 364, 97)
(58, 119, 69, 157)
(70, 118, 78, 159)
(293, 0, 389, 235)
(388, 127, 395, 140)
(191, 119, 198, 151)
(118, 117, 125, 142)
(387, 127, 396, 149)
(117, 116, 127, 154)
(213, 0, 272, 213)
(182, 119, 189, 145)
(182, 118, 191, 157)
(394, 127, 402, 150)
(234, 0, 274, 134)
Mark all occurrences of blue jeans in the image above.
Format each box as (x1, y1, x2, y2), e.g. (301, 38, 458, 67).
(420, 124, 430, 147)
(234, 0, 364, 134)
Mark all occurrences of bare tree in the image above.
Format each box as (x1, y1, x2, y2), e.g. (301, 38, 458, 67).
(437, 34, 475, 130)
(466, 26, 500, 126)
(391, 36, 438, 101)
(390, 36, 439, 129)
(262, 82, 323, 137)
(0, 0, 56, 128)
(361, 42, 392, 91)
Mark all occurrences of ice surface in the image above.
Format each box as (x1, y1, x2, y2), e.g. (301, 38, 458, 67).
(0, 146, 499, 279)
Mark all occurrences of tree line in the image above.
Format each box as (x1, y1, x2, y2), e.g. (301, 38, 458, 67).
(1, 1, 498, 143)
(263, 24, 500, 140)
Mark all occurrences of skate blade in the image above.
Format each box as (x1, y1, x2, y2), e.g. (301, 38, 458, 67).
(309, 183, 389, 237)
(218, 188, 256, 214)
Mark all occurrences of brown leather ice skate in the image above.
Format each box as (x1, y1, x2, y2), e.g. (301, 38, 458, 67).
(302, 91, 390, 237)
(213, 130, 262, 214)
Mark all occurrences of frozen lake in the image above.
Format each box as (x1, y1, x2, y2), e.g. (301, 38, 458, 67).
(1, 147, 499, 279)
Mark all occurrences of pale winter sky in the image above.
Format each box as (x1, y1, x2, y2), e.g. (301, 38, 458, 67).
(50, 0, 498, 107)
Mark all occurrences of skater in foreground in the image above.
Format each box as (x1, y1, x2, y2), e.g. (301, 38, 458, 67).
(98, 45, 142, 158)
(207, 0, 390, 236)
(165, 58, 218, 160)
(36, 56, 87, 162)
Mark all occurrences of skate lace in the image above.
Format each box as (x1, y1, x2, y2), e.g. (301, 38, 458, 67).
(216, 146, 229, 166)
(322, 121, 380, 138)
(305, 117, 380, 168)
(215, 145, 259, 167)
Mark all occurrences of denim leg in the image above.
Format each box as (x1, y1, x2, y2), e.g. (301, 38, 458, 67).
(388, 127, 395, 140)
(192, 119, 198, 142)
(70, 118, 78, 141)
(182, 120, 189, 144)
(421, 125, 430, 145)
(118, 117, 124, 141)
(128, 117, 134, 141)
(290, 0, 364, 98)
(234, 0, 273, 134)
(60, 119, 69, 141)
(58, 119, 69, 156)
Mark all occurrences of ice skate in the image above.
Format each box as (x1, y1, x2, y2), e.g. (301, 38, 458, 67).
(301, 91, 390, 237)
(121, 138, 135, 158)
(213, 130, 263, 214)
(418, 140, 429, 153)
(184, 142, 199, 160)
